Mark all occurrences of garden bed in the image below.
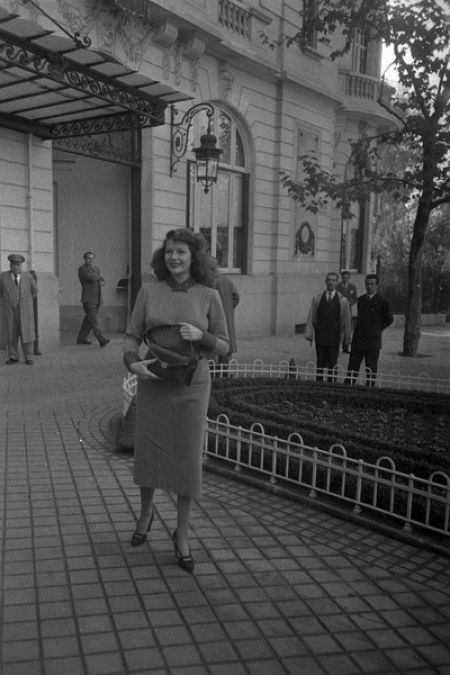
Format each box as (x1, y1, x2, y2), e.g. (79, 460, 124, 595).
(208, 378, 450, 479)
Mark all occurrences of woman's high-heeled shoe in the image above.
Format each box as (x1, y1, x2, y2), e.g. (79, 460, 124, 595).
(130, 510, 154, 547)
(172, 531, 195, 573)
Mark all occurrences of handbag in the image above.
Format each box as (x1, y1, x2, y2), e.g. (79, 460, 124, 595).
(144, 329, 200, 386)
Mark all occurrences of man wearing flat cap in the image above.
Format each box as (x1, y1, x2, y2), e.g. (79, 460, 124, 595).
(0, 254, 37, 365)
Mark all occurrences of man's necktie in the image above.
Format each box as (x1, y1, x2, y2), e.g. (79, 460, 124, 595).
(14, 275, 18, 286)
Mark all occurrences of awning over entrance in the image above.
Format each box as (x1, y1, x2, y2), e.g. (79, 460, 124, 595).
(0, 8, 190, 139)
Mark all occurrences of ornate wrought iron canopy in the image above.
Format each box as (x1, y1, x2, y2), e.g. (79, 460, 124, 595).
(0, 8, 190, 139)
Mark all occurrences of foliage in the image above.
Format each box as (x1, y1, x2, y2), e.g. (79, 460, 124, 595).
(277, 0, 450, 356)
(209, 378, 450, 478)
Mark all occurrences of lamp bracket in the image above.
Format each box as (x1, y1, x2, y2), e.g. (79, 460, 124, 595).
(170, 102, 215, 176)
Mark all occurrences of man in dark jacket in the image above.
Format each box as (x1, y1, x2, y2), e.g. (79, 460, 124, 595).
(76, 251, 109, 347)
(305, 272, 352, 382)
(345, 274, 393, 386)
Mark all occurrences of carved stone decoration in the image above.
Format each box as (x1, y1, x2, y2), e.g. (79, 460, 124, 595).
(91, 1, 117, 55)
(190, 60, 199, 92)
(173, 43, 182, 87)
(117, 11, 153, 68)
(219, 63, 235, 101)
(10, 0, 40, 22)
(333, 131, 341, 151)
(179, 32, 205, 61)
(57, 0, 92, 40)
(295, 221, 315, 256)
(161, 46, 171, 80)
(178, 33, 205, 93)
(151, 20, 178, 48)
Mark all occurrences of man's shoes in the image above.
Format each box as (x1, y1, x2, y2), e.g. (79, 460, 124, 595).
(25, 359, 34, 365)
(77, 340, 92, 345)
(6, 358, 18, 365)
(100, 339, 110, 348)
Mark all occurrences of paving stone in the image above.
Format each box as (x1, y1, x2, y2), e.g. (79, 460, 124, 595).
(1, 337, 450, 675)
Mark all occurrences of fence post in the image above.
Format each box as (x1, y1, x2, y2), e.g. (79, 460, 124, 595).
(353, 461, 364, 514)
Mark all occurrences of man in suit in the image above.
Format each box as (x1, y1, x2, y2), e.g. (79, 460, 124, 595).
(215, 273, 240, 371)
(337, 270, 358, 344)
(0, 253, 37, 365)
(345, 273, 393, 386)
(76, 251, 110, 347)
(304, 272, 352, 382)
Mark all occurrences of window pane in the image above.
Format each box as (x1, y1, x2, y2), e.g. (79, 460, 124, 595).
(234, 129, 245, 168)
(216, 172, 230, 266)
(192, 165, 214, 253)
(231, 173, 244, 269)
(218, 112, 232, 165)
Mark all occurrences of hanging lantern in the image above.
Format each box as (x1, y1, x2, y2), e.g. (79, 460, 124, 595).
(193, 131, 223, 193)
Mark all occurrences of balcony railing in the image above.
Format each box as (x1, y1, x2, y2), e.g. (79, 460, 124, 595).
(346, 73, 378, 99)
(218, 0, 250, 39)
(341, 71, 395, 108)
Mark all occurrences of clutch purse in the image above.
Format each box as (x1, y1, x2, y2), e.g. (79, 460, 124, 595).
(144, 328, 200, 386)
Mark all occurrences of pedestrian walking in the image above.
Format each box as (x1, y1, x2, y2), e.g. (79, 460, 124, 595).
(123, 229, 229, 573)
(345, 273, 393, 386)
(304, 272, 352, 381)
(0, 253, 37, 365)
(76, 251, 110, 347)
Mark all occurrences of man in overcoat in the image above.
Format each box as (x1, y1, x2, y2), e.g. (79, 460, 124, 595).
(76, 251, 109, 347)
(345, 274, 393, 386)
(0, 253, 37, 364)
(304, 272, 352, 382)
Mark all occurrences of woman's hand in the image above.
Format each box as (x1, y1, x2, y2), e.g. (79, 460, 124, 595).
(130, 359, 161, 379)
(179, 322, 202, 342)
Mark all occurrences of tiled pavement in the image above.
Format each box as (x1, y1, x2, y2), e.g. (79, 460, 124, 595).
(1, 330, 450, 675)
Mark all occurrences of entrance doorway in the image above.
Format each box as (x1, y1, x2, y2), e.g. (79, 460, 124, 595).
(53, 149, 131, 342)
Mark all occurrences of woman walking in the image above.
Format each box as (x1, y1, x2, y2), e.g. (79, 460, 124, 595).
(123, 229, 229, 572)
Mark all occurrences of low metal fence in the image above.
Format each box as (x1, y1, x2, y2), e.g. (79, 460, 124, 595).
(122, 363, 450, 539)
(205, 414, 450, 538)
(208, 359, 450, 394)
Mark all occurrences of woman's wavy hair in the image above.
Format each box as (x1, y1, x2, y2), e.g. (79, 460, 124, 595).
(151, 228, 218, 287)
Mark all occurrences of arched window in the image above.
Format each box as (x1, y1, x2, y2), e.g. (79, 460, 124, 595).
(187, 106, 249, 273)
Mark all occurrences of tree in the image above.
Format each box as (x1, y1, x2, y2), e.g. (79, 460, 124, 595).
(279, 0, 450, 356)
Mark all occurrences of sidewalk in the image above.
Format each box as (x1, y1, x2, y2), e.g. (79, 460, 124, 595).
(1, 332, 450, 675)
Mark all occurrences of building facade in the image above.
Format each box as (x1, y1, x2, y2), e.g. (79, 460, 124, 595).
(0, 0, 393, 353)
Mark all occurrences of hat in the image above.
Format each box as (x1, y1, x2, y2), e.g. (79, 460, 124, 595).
(8, 254, 25, 263)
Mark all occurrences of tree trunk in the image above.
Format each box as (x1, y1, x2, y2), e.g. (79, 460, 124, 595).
(402, 201, 431, 356)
